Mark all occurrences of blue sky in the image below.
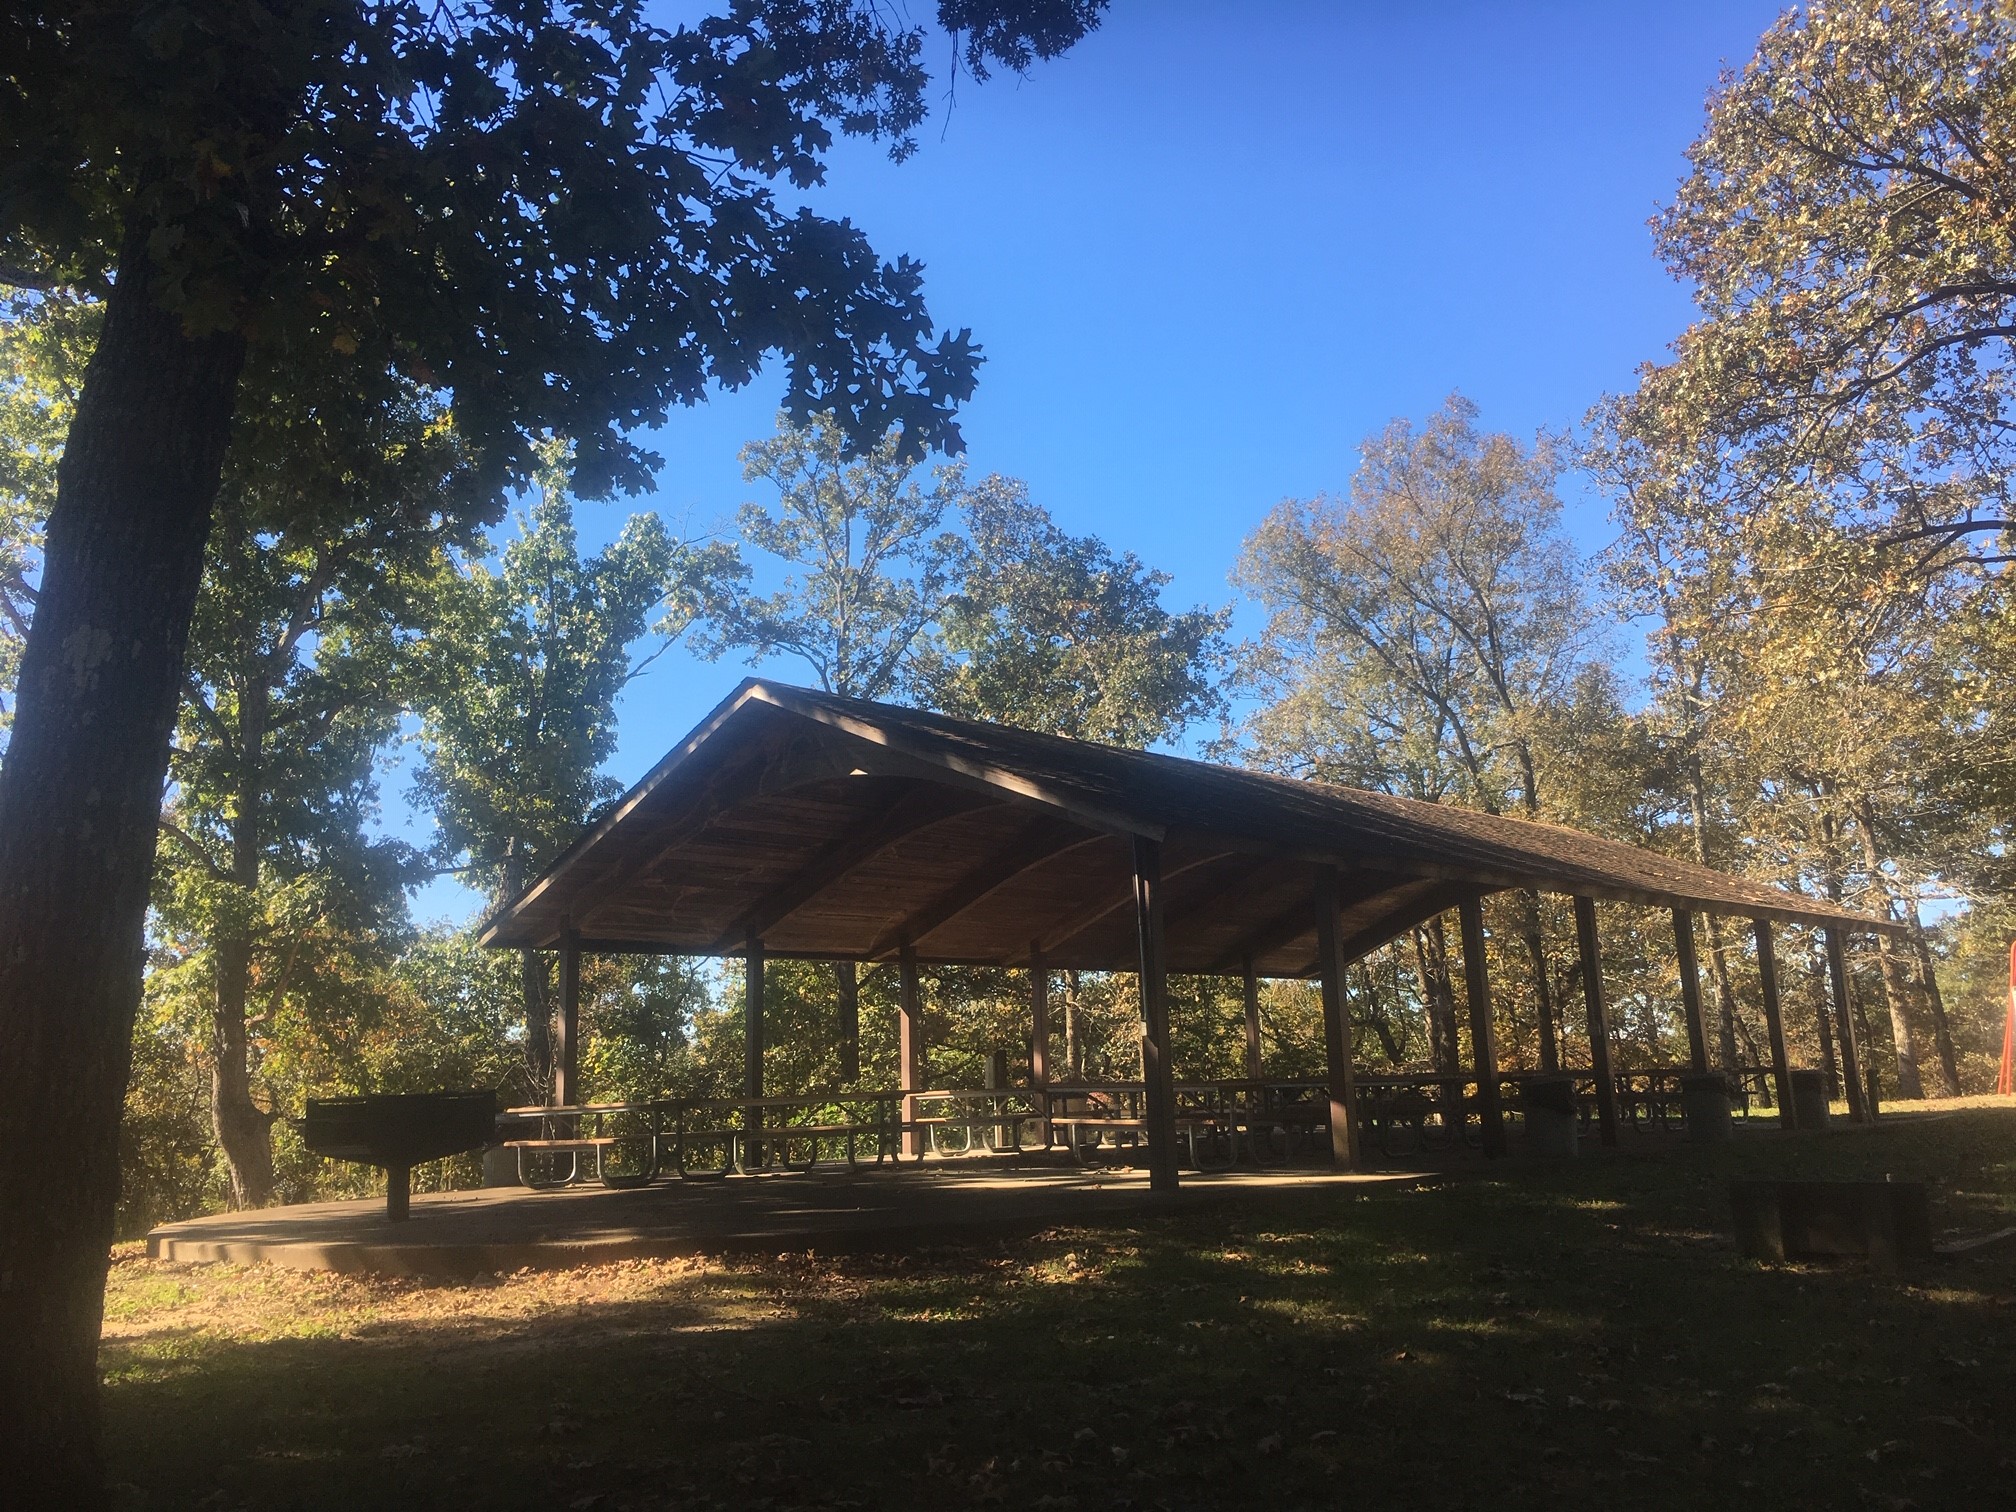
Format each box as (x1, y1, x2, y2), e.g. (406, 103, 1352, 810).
(406, 0, 1790, 923)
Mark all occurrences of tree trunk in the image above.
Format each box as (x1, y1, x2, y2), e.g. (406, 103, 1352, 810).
(521, 950, 554, 1099)
(1063, 969, 1084, 1078)
(1414, 917, 1464, 1128)
(1354, 961, 1404, 1066)
(212, 666, 274, 1207)
(1517, 891, 1558, 1071)
(1814, 958, 1840, 1099)
(1411, 923, 1459, 1073)
(1909, 919, 1961, 1097)
(210, 936, 276, 1207)
(1681, 774, 1745, 1074)
(0, 228, 245, 1503)
(1847, 800, 1924, 1099)
(500, 845, 554, 1098)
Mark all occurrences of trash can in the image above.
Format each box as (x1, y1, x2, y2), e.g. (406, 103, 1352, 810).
(1521, 1075, 1579, 1157)
(481, 1143, 521, 1187)
(1788, 1068, 1832, 1131)
(1680, 1072, 1733, 1144)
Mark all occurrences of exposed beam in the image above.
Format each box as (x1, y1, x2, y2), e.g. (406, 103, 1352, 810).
(866, 820, 1100, 962)
(1278, 881, 1481, 978)
(534, 732, 844, 941)
(706, 785, 993, 952)
(1215, 895, 1322, 975)
(1019, 846, 1249, 962)
(752, 683, 1164, 843)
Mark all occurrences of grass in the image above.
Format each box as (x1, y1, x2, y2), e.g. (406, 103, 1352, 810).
(103, 1100, 2016, 1510)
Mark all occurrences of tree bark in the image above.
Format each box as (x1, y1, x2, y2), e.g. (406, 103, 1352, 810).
(1847, 800, 1924, 1099)
(500, 844, 554, 1098)
(1517, 891, 1558, 1072)
(1411, 922, 1460, 1073)
(1813, 954, 1840, 1098)
(0, 230, 245, 1503)
(211, 659, 274, 1207)
(210, 937, 276, 1207)
(1354, 960, 1404, 1066)
(1063, 969, 1084, 1079)
(1413, 917, 1464, 1128)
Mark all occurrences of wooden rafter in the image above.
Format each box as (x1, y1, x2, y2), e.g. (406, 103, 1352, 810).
(706, 785, 994, 953)
(866, 819, 1102, 961)
(1022, 845, 1249, 962)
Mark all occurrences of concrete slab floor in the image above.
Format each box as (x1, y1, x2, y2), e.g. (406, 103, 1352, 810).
(145, 1162, 1429, 1277)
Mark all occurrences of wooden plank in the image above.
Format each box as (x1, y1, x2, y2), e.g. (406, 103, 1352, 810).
(706, 784, 993, 952)
(1575, 896, 1620, 1147)
(1673, 907, 1710, 1073)
(1314, 867, 1363, 1169)
(1132, 836, 1181, 1194)
(1824, 926, 1870, 1123)
(867, 820, 1100, 961)
(1755, 919, 1797, 1129)
(1458, 897, 1507, 1158)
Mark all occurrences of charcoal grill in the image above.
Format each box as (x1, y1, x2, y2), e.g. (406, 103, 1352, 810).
(295, 1090, 498, 1220)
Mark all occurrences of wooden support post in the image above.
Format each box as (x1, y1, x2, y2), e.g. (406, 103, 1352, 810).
(1131, 836, 1181, 1195)
(1575, 896, 1620, 1148)
(836, 959, 859, 1084)
(1242, 960, 1264, 1081)
(1029, 944, 1050, 1089)
(899, 945, 924, 1157)
(1673, 908, 1711, 1074)
(1824, 927, 1871, 1124)
(1314, 868, 1364, 1169)
(1030, 943, 1052, 1145)
(1458, 898, 1507, 1158)
(554, 932, 581, 1108)
(744, 938, 765, 1166)
(1755, 919, 1797, 1130)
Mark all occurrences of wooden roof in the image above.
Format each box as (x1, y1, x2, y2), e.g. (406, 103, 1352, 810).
(479, 680, 1902, 974)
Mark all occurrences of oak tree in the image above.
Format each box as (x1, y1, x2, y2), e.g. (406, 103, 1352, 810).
(0, 2, 1106, 1494)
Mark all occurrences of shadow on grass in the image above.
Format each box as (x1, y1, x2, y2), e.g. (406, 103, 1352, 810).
(105, 1110, 2016, 1512)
